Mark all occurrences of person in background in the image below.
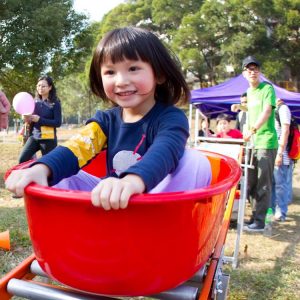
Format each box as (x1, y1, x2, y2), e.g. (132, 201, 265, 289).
(0, 90, 11, 131)
(6, 26, 212, 210)
(198, 118, 214, 137)
(271, 98, 292, 222)
(242, 56, 278, 232)
(18, 75, 62, 163)
(216, 113, 243, 139)
(231, 92, 248, 133)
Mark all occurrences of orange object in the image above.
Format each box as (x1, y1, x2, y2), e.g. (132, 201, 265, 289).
(199, 186, 237, 300)
(0, 230, 10, 251)
(0, 254, 35, 300)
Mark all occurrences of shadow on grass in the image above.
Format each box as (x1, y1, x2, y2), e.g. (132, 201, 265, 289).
(227, 190, 300, 299)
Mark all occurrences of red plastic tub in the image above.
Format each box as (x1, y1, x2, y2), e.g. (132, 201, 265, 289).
(7, 150, 241, 296)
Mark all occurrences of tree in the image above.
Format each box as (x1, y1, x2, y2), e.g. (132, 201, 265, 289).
(271, 0, 300, 89)
(77, 0, 300, 92)
(56, 73, 105, 124)
(99, 0, 153, 35)
(0, 0, 90, 99)
(172, 8, 222, 86)
(151, 0, 203, 33)
(171, 0, 297, 86)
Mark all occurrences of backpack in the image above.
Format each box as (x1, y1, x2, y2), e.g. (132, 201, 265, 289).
(275, 104, 300, 160)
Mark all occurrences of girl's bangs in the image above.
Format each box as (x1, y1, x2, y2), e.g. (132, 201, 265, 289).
(100, 37, 141, 64)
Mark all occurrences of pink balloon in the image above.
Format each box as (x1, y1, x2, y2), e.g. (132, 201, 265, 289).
(13, 92, 35, 115)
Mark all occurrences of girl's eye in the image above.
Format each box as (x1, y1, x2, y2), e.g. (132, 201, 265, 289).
(103, 69, 114, 75)
(129, 66, 139, 72)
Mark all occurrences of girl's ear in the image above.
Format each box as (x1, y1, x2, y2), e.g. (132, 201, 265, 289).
(156, 76, 166, 85)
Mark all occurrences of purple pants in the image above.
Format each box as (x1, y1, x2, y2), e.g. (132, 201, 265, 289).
(54, 149, 212, 193)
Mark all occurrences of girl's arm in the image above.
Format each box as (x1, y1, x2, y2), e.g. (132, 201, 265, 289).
(36, 122, 107, 185)
(6, 121, 107, 197)
(90, 106, 189, 210)
(120, 107, 189, 191)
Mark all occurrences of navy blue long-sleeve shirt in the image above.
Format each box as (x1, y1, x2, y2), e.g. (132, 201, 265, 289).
(31, 98, 62, 140)
(36, 101, 189, 191)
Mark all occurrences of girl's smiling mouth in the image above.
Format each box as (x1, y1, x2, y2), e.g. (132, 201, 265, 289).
(115, 90, 137, 96)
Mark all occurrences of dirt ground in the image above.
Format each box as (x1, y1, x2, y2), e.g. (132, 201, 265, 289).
(1, 128, 300, 299)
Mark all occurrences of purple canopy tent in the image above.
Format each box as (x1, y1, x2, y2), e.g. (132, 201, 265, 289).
(190, 74, 300, 120)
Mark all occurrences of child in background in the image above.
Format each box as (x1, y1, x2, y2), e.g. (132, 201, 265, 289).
(216, 113, 243, 139)
(198, 118, 214, 137)
(6, 27, 212, 210)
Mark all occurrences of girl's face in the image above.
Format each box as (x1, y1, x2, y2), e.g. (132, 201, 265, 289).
(217, 120, 230, 134)
(201, 120, 208, 130)
(101, 58, 157, 118)
(36, 79, 51, 99)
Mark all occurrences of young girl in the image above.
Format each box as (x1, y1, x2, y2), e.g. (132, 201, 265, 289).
(216, 113, 243, 139)
(18, 75, 62, 163)
(198, 118, 214, 137)
(6, 27, 211, 210)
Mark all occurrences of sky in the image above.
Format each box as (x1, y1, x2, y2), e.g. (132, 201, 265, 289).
(73, 0, 125, 21)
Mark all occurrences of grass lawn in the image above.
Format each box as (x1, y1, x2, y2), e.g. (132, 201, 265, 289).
(1, 129, 300, 299)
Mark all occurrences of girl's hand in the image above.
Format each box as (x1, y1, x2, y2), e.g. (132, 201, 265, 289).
(91, 174, 145, 210)
(31, 114, 40, 122)
(5, 164, 50, 197)
(22, 115, 32, 123)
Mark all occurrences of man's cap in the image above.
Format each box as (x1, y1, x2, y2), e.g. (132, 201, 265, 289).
(242, 56, 260, 69)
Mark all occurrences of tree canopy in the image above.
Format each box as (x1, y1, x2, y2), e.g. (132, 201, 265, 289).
(1, 0, 299, 122)
(0, 0, 90, 97)
(99, 0, 300, 89)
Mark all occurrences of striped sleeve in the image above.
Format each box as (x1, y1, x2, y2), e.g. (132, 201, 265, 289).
(276, 105, 291, 164)
(63, 122, 107, 168)
(34, 122, 107, 185)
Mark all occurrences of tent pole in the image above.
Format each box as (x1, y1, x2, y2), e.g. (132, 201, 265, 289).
(194, 107, 199, 147)
(188, 104, 193, 147)
(188, 104, 193, 129)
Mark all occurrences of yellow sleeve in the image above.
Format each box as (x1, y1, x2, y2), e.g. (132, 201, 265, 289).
(63, 122, 107, 168)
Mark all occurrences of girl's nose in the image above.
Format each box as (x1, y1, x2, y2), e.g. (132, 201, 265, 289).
(115, 72, 130, 86)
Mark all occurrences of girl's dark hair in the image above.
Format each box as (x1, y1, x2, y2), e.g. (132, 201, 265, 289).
(203, 118, 211, 125)
(89, 26, 190, 105)
(216, 113, 232, 124)
(35, 75, 59, 103)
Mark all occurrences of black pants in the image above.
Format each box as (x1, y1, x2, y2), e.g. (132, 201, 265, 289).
(19, 136, 57, 163)
(248, 149, 277, 226)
